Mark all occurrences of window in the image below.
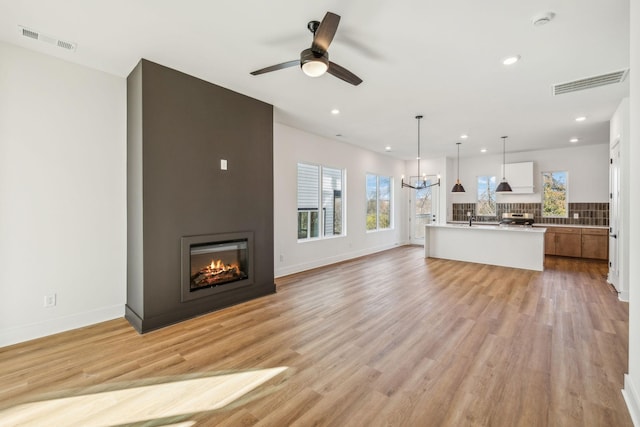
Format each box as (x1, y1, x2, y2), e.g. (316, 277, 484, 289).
(322, 167, 343, 236)
(297, 163, 344, 240)
(542, 171, 568, 217)
(366, 174, 393, 231)
(477, 175, 497, 216)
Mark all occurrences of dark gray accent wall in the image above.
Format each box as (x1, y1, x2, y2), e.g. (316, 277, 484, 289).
(127, 61, 144, 319)
(126, 59, 275, 333)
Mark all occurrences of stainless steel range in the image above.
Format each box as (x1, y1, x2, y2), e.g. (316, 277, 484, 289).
(500, 212, 535, 226)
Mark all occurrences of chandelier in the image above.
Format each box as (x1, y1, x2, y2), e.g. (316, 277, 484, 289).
(401, 115, 441, 190)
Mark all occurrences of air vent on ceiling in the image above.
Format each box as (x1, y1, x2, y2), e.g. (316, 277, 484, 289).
(553, 69, 628, 95)
(19, 25, 77, 52)
(57, 40, 75, 50)
(21, 28, 38, 40)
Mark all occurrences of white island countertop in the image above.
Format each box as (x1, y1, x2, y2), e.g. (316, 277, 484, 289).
(424, 223, 547, 271)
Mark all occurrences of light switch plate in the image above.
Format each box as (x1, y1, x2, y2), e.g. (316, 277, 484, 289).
(220, 159, 227, 170)
(573, 213, 579, 219)
(44, 294, 56, 308)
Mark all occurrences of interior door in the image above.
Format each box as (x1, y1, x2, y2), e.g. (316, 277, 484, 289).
(608, 142, 620, 291)
(410, 175, 439, 244)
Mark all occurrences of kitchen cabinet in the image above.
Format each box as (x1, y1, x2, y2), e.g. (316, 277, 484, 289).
(547, 227, 581, 257)
(543, 226, 608, 260)
(544, 231, 556, 255)
(503, 162, 534, 193)
(581, 228, 609, 260)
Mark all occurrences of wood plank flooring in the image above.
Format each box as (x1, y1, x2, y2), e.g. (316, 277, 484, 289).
(0, 246, 632, 426)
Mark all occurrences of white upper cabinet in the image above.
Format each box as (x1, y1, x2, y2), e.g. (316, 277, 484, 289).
(503, 161, 534, 193)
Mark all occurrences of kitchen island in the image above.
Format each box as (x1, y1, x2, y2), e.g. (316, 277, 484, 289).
(424, 223, 547, 271)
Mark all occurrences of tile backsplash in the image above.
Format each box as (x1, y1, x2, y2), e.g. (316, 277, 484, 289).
(451, 202, 609, 227)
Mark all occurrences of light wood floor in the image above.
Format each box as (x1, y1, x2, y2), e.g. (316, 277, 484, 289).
(0, 246, 632, 426)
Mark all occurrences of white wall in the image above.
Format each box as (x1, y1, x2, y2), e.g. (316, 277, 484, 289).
(274, 123, 407, 277)
(0, 42, 127, 347)
(623, 0, 640, 423)
(446, 144, 610, 216)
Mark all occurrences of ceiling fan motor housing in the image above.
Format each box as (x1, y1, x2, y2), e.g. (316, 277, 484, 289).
(300, 48, 329, 77)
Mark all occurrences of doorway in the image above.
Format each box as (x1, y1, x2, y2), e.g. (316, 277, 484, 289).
(608, 141, 620, 293)
(409, 175, 439, 244)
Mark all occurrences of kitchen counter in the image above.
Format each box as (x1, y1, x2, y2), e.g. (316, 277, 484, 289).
(534, 223, 608, 229)
(448, 221, 607, 230)
(425, 223, 546, 271)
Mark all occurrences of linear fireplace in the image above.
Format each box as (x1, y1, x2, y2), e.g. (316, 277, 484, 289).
(181, 232, 254, 302)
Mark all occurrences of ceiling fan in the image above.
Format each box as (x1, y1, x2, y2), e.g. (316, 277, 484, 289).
(250, 12, 363, 86)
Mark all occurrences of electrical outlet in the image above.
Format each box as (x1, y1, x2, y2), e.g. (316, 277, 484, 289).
(573, 213, 579, 219)
(44, 294, 56, 308)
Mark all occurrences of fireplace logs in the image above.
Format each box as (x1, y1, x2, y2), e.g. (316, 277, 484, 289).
(191, 259, 247, 289)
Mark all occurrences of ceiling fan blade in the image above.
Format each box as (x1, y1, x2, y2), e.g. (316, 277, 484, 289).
(311, 12, 340, 54)
(250, 60, 300, 76)
(327, 61, 363, 86)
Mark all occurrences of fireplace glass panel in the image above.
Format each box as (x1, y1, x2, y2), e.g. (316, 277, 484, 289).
(190, 239, 248, 291)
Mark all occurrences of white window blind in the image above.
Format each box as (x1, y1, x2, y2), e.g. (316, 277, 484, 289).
(297, 164, 319, 210)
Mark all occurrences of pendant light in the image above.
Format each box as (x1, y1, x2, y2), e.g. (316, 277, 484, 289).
(401, 115, 441, 190)
(496, 136, 513, 192)
(451, 142, 465, 192)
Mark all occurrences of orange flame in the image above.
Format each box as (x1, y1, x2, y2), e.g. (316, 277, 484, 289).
(207, 259, 239, 274)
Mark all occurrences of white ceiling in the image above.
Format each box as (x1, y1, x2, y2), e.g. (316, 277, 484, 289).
(0, 0, 630, 160)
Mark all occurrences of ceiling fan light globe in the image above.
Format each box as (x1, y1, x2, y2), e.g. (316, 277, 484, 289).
(300, 48, 329, 77)
(302, 60, 328, 77)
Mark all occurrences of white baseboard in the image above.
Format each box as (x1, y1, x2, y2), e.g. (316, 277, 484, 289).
(275, 242, 407, 278)
(607, 275, 629, 302)
(623, 374, 640, 426)
(0, 304, 125, 348)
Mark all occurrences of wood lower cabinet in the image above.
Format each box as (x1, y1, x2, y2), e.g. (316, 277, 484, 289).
(543, 226, 608, 260)
(556, 230, 582, 257)
(544, 231, 556, 255)
(545, 227, 582, 257)
(581, 228, 609, 260)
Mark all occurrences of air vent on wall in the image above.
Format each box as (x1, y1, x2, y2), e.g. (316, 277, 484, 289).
(553, 69, 628, 95)
(19, 25, 77, 52)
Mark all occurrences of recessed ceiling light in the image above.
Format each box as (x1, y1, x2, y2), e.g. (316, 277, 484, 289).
(570, 138, 579, 143)
(480, 148, 487, 153)
(385, 146, 392, 151)
(575, 116, 587, 122)
(503, 55, 521, 66)
(331, 109, 340, 115)
(460, 134, 468, 139)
